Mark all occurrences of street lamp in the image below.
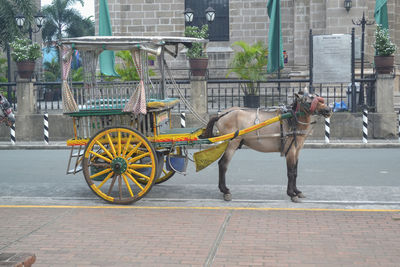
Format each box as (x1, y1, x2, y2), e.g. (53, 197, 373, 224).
(184, 8, 194, 23)
(205, 7, 216, 23)
(344, 0, 352, 12)
(184, 7, 216, 24)
(15, 11, 45, 40)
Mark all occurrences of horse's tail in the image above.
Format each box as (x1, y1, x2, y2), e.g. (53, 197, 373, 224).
(202, 115, 220, 138)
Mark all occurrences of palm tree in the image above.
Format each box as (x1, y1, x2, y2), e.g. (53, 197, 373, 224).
(41, 0, 94, 43)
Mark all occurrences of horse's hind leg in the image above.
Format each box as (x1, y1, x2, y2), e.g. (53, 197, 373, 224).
(218, 139, 241, 201)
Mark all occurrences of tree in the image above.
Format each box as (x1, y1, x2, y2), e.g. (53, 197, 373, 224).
(41, 0, 94, 43)
(0, 0, 36, 50)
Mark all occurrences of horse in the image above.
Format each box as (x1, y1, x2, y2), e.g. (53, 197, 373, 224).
(0, 93, 15, 127)
(203, 90, 331, 203)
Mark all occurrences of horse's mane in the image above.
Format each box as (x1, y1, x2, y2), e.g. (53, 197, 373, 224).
(202, 115, 220, 138)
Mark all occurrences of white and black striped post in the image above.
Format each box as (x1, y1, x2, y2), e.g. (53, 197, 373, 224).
(44, 113, 49, 144)
(325, 117, 330, 144)
(398, 110, 400, 142)
(362, 109, 368, 144)
(10, 123, 15, 145)
(180, 112, 186, 128)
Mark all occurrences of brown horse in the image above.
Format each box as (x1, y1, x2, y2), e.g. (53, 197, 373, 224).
(203, 90, 331, 203)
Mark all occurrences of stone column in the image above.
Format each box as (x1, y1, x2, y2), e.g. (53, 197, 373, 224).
(371, 74, 397, 138)
(16, 78, 37, 115)
(189, 77, 208, 125)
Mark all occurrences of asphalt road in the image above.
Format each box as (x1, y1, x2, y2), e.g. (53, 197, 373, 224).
(0, 148, 399, 209)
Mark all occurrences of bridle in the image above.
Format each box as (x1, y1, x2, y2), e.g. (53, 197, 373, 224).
(295, 94, 325, 115)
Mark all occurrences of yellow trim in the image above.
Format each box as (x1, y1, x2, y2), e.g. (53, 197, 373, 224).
(90, 184, 114, 202)
(98, 172, 114, 189)
(122, 174, 134, 197)
(0, 205, 399, 212)
(209, 115, 281, 143)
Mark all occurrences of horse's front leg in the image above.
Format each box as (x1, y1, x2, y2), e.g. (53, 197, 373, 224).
(292, 160, 305, 199)
(218, 139, 240, 201)
(286, 152, 302, 203)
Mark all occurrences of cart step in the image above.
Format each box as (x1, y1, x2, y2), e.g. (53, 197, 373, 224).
(66, 145, 85, 175)
(67, 166, 83, 174)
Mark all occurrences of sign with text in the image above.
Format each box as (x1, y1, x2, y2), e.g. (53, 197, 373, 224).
(313, 34, 351, 83)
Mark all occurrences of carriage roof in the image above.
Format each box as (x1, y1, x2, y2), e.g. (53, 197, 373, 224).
(61, 36, 208, 52)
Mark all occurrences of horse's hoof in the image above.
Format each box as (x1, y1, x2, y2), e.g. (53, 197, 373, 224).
(291, 196, 301, 203)
(223, 193, 232, 201)
(297, 192, 306, 198)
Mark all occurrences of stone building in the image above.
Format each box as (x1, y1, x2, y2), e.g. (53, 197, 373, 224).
(95, 0, 400, 78)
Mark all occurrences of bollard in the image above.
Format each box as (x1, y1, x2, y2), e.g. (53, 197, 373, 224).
(180, 112, 186, 128)
(44, 112, 49, 144)
(325, 117, 330, 144)
(362, 109, 368, 144)
(10, 123, 15, 145)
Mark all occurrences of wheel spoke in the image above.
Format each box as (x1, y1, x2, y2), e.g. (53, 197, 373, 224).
(125, 172, 144, 191)
(122, 174, 134, 197)
(98, 171, 114, 189)
(95, 140, 114, 159)
(90, 168, 112, 179)
(118, 175, 122, 200)
(128, 152, 150, 163)
(89, 162, 109, 168)
(129, 163, 152, 169)
(107, 174, 118, 196)
(89, 151, 112, 163)
(106, 133, 117, 157)
(122, 134, 132, 157)
(127, 168, 150, 181)
(117, 131, 122, 156)
(125, 141, 142, 159)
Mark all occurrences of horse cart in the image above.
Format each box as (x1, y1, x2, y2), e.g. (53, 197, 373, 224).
(62, 36, 331, 204)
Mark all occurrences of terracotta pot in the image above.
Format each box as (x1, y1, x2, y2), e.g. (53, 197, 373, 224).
(374, 55, 394, 74)
(243, 95, 260, 108)
(16, 61, 35, 79)
(189, 58, 208, 76)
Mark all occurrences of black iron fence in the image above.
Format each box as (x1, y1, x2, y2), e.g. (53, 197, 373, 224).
(1, 72, 376, 114)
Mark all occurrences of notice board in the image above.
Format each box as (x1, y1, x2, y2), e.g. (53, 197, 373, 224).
(313, 34, 351, 83)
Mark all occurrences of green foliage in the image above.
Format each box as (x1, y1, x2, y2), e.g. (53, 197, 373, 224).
(71, 67, 83, 82)
(0, 0, 36, 50)
(374, 25, 397, 56)
(226, 41, 268, 95)
(43, 58, 61, 81)
(0, 57, 8, 96)
(42, 0, 93, 43)
(184, 25, 208, 59)
(10, 38, 41, 62)
(114, 51, 155, 81)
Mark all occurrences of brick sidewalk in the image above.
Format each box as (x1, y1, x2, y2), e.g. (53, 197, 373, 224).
(0, 207, 399, 266)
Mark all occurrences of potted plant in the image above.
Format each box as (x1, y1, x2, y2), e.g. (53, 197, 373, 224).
(226, 41, 268, 108)
(373, 25, 397, 74)
(10, 37, 41, 79)
(184, 25, 209, 76)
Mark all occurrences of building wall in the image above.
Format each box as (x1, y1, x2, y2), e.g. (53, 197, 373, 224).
(95, 0, 400, 76)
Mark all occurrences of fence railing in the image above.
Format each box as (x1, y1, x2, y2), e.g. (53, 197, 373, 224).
(1, 74, 376, 114)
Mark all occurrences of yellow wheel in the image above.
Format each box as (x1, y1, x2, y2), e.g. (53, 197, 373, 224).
(82, 127, 157, 204)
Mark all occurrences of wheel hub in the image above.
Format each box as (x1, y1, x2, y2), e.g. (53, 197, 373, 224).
(111, 157, 128, 174)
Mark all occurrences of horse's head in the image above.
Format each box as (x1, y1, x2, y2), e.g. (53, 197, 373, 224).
(0, 94, 15, 126)
(294, 88, 331, 118)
